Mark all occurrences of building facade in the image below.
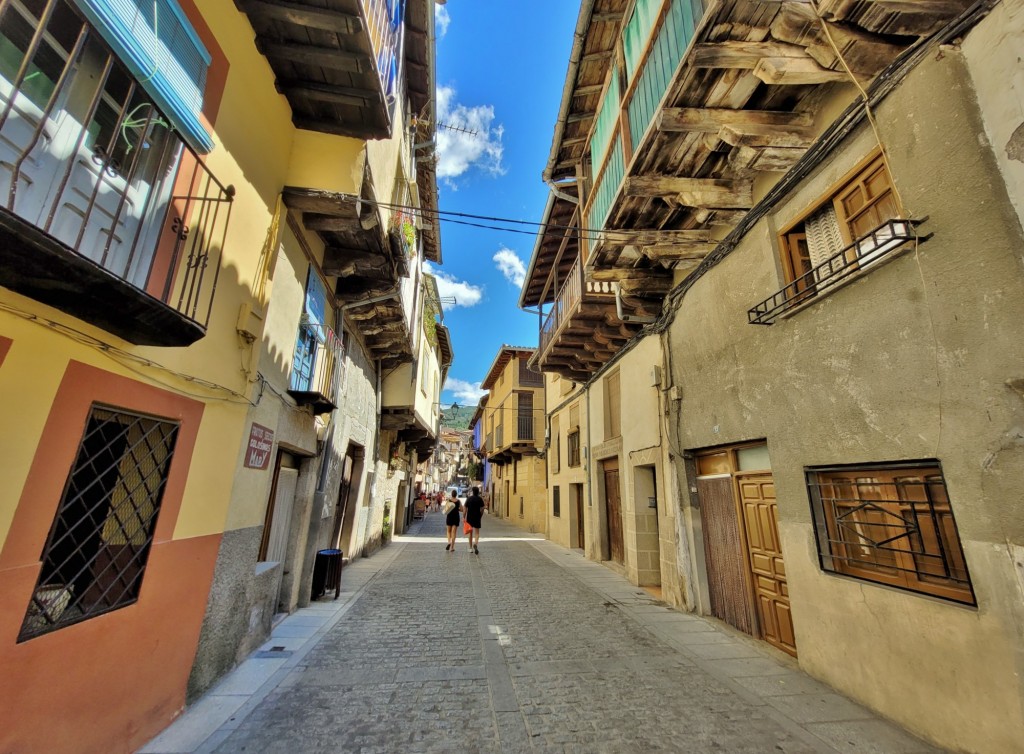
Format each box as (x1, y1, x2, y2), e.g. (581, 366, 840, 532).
(476, 346, 547, 534)
(522, 0, 1020, 750)
(0, 1, 447, 751)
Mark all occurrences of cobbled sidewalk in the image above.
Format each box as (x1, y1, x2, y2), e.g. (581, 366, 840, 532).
(140, 512, 941, 754)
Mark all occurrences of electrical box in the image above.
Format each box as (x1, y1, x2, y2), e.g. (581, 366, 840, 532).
(650, 365, 662, 387)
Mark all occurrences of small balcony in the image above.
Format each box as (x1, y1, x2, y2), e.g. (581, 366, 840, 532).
(537, 255, 637, 381)
(241, 0, 404, 140)
(0, 0, 233, 346)
(517, 415, 534, 442)
(289, 321, 344, 414)
(748, 219, 920, 326)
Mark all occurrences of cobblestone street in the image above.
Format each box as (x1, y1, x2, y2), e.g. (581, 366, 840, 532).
(141, 513, 940, 754)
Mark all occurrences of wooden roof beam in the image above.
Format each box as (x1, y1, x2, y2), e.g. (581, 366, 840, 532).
(692, 42, 847, 85)
(658, 107, 813, 132)
(239, 0, 362, 34)
(322, 246, 386, 276)
(599, 229, 712, 246)
(255, 38, 365, 72)
(278, 80, 380, 106)
(640, 245, 716, 262)
(624, 176, 753, 209)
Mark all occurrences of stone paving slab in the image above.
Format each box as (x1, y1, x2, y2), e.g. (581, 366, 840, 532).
(140, 512, 942, 754)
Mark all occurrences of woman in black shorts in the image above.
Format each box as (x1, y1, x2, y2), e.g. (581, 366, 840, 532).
(444, 491, 462, 551)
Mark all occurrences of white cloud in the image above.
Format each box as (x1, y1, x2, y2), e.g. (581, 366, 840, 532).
(425, 262, 483, 310)
(444, 377, 486, 405)
(435, 85, 505, 186)
(435, 4, 450, 37)
(493, 247, 526, 288)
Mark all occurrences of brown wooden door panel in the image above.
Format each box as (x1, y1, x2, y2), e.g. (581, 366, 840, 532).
(738, 473, 797, 657)
(697, 476, 756, 637)
(604, 462, 624, 564)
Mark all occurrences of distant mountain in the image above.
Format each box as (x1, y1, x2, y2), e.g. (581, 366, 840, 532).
(440, 404, 475, 430)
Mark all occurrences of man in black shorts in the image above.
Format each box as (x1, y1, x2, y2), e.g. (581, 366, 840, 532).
(464, 486, 485, 554)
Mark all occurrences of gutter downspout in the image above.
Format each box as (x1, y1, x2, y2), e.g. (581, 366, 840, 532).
(615, 285, 657, 324)
(546, 177, 579, 205)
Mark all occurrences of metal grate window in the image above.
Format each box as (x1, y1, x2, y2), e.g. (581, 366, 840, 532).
(20, 405, 179, 640)
(553, 485, 561, 518)
(807, 462, 974, 605)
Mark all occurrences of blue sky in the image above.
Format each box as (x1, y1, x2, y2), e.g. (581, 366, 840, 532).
(430, 1, 579, 409)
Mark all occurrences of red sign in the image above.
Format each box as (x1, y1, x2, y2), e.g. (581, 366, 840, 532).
(244, 423, 274, 470)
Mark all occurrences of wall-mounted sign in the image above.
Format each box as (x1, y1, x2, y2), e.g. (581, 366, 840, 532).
(244, 423, 274, 470)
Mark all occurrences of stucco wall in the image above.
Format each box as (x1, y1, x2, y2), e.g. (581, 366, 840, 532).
(666, 42, 1024, 753)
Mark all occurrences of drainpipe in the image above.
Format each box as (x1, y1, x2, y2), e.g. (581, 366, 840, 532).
(545, 177, 579, 205)
(615, 285, 657, 324)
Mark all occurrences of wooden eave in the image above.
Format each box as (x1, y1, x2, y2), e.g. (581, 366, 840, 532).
(520, 188, 580, 309)
(436, 323, 453, 370)
(546, 0, 630, 184)
(237, 0, 397, 140)
(607, 1, 972, 272)
(282, 183, 415, 368)
(481, 347, 536, 390)
(536, 303, 646, 383)
(542, 0, 974, 322)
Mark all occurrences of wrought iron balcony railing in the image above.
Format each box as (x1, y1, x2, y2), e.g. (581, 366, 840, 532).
(289, 321, 344, 414)
(748, 219, 920, 326)
(0, 0, 233, 346)
(517, 415, 534, 442)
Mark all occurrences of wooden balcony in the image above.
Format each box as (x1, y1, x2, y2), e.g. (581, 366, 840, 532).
(535, 255, 646, 382)
(543, 0, 974, 298)
(238, 0, 404, 140)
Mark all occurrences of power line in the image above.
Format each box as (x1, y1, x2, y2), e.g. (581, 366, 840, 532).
(366, 196, 694, 244)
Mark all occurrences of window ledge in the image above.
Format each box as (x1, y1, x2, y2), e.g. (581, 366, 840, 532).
(773, 241, 918, 325)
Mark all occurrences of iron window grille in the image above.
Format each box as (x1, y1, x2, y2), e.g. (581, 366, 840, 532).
(553, 485, 561, 518)
(567, 430, 580, 468)
(749, 219, 923, 325)
(21, 405, 179, 640)
(806, 461, 974, 605)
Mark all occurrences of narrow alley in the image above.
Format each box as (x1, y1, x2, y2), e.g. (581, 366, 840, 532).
(142, 512, 937, 754)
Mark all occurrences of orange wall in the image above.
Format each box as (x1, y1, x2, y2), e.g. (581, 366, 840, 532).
(0, 360, 219, 753)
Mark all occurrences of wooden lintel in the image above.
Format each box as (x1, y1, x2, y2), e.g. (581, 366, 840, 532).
(658, 107, 813, 133)
(718, 123, 815, 148)
(600, 229, 712, 246)
(624, 176, 753, 208)
(255, 38, 365, 72)
(279, 80, 381, 107)
(640, 244, 715, 261)
(303, 213, 355, 232)
(322, 246, 385, 276)
(753, 57, 848, 85)
(239, 0, 362, 34)
(292, 117, 389, 141)
(692, 41, 809, 69)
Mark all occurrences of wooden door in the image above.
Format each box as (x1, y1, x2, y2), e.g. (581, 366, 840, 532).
(603, 459, 624, 564)
(331, 448, 356, 549)
(738, 473, 796, 656)
(574, 484, 585, 549)
(697, 476, 756, 636)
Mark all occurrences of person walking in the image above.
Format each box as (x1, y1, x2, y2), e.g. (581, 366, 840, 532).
(464, 486, 485, 554)
(444, 490, 462, 551)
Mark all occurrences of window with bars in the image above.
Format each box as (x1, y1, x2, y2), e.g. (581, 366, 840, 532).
(553, 485, 561, 518)
(807, 462, 974, 605)
(20, 405, 179, 640)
